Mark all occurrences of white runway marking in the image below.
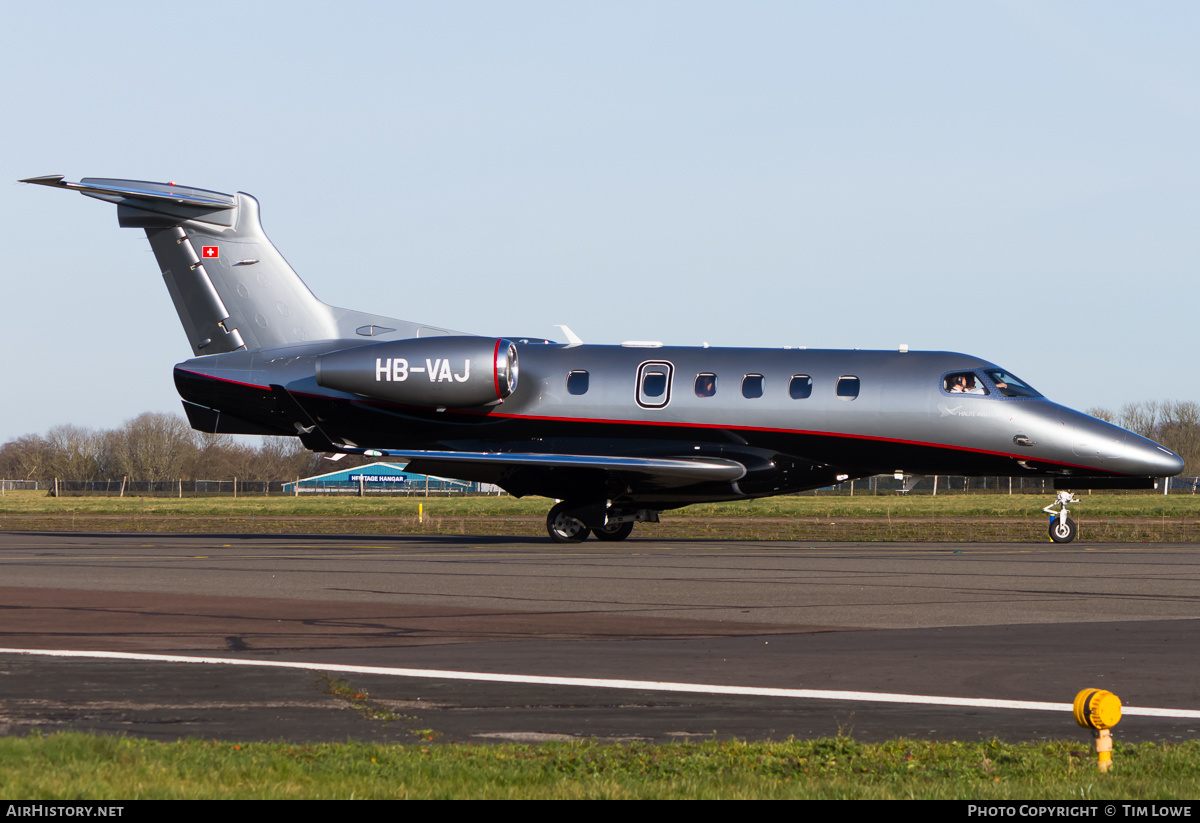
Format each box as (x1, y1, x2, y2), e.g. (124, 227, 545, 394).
(3, 647, 1198, 719)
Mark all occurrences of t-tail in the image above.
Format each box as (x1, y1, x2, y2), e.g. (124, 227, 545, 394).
(21, 175, 458, 355)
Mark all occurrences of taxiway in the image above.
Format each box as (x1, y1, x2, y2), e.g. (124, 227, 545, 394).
(1, 532, 1197, 743)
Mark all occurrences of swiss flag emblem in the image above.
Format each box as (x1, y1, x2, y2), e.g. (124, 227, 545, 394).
(202, 246, 219, 259)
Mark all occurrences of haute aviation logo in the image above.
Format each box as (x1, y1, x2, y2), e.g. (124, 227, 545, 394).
(202, 246, 219, 259)
(938, 403, 1004, 418)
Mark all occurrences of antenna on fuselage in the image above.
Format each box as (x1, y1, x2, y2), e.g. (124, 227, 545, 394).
(555, 324, 584, 348)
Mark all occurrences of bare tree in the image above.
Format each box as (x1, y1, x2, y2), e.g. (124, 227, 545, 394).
(1118, 401, 1161, 439)
(106, 413, 198, 482)
(258, 436, 323, 479)
(0, 435, 52, 482)
(1157, 400, 1200, 475)
(45, 425, 102, 481)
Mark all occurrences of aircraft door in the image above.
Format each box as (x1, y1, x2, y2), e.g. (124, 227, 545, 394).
(636, 361, 674, 409)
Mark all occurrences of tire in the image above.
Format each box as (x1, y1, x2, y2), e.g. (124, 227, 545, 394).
(547, 502, 590, 543)
(592, 520, 635, 541)
(1049, 516, 1078, 543)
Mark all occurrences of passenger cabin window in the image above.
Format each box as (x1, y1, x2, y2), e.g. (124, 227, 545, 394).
(694, 373, 717, 397)
(636, 361, 673, 408)
(566, 370, 589, 395)
(742, 374, 764, 399)
(789, 375, 813, 399)
(943, 371, 988, 396)
(836, 376, 860, 400)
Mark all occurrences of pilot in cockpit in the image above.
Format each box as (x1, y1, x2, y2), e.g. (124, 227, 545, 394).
(947, 373, 986, 395)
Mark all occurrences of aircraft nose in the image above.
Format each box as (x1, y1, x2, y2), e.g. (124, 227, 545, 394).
(1119, 427, 1185, 477)
(1071, 414, 1185, 477)
(1141, 441, 1185, 477)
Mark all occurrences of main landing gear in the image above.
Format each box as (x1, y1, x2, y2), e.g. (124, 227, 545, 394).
(544, 502, 654, 543)
(547, 502, 590, 543)
(1044, 490, 1080, 543)
(593, 520, 635, 541)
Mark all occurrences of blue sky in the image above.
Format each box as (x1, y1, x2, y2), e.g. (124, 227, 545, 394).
(2, 1, 1197, 443)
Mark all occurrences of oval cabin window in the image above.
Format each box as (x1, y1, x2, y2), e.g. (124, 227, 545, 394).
(742, 374, 764, 399)
(789, 375, 812, 399)
(836, 376, 860, 400)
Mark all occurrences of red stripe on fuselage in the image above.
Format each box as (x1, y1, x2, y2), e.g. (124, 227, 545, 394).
(173, 368, 1118, 474)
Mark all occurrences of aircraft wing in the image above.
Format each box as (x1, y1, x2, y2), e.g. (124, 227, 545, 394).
(346, 448, 748, 495)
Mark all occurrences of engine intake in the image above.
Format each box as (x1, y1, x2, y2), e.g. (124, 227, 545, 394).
(316, 336, 518, 407)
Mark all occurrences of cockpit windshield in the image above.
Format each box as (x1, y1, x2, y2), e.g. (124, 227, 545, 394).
(984, 369, 1042, 398)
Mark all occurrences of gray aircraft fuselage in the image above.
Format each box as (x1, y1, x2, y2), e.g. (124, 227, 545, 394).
(23, 174, 1185, 541)
(172, 339, 1182, 508)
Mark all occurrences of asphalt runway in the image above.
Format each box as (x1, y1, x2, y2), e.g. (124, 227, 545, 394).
(1, 531, 1198, 744)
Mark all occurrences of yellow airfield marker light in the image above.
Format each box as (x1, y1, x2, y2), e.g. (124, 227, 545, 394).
(419, 503, 424, 524)
(1073, 688, 1122, 772)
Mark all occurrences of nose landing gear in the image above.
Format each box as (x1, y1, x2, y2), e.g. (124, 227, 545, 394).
(1044, 490, 1080, 543)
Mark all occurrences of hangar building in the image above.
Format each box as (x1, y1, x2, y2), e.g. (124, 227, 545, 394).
(282, 462, 499, 495)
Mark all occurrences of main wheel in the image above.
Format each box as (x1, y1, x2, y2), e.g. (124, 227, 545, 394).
(547, 502, 590, 543)
(592, 520, 635, 541)
(1049, 516, 1078, 543)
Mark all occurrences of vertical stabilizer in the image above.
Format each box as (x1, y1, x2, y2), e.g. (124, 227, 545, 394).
(132, 191, 341, 354)
(21, 175, 455, 355)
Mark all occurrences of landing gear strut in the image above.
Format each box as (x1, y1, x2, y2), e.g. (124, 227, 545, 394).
(1044, 490, 1079, 543)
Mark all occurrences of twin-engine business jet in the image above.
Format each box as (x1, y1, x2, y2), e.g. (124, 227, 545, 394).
(23, 176, 1185, 543)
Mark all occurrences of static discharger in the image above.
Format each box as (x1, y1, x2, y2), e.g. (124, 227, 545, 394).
(1074, 688, 1122, 772)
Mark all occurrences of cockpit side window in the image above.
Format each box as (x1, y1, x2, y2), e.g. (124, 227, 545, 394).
(984, 369, 1042, 398)
(943, 371, 989, 396)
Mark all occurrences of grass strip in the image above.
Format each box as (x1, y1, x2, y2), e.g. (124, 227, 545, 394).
(2, 490, 1198, 518)
(2, 733, 1198, 799)
(1, 491, 1195, 541)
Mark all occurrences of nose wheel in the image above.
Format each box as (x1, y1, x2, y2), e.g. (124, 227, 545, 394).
(1044, 490, 1080, 543)
(1049, 515, 1078, 543)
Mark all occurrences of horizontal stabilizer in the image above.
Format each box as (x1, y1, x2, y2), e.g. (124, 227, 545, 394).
(20, 175, 235, 209)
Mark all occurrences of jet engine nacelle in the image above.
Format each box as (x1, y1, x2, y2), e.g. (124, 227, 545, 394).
(316, 336, 518, 407)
